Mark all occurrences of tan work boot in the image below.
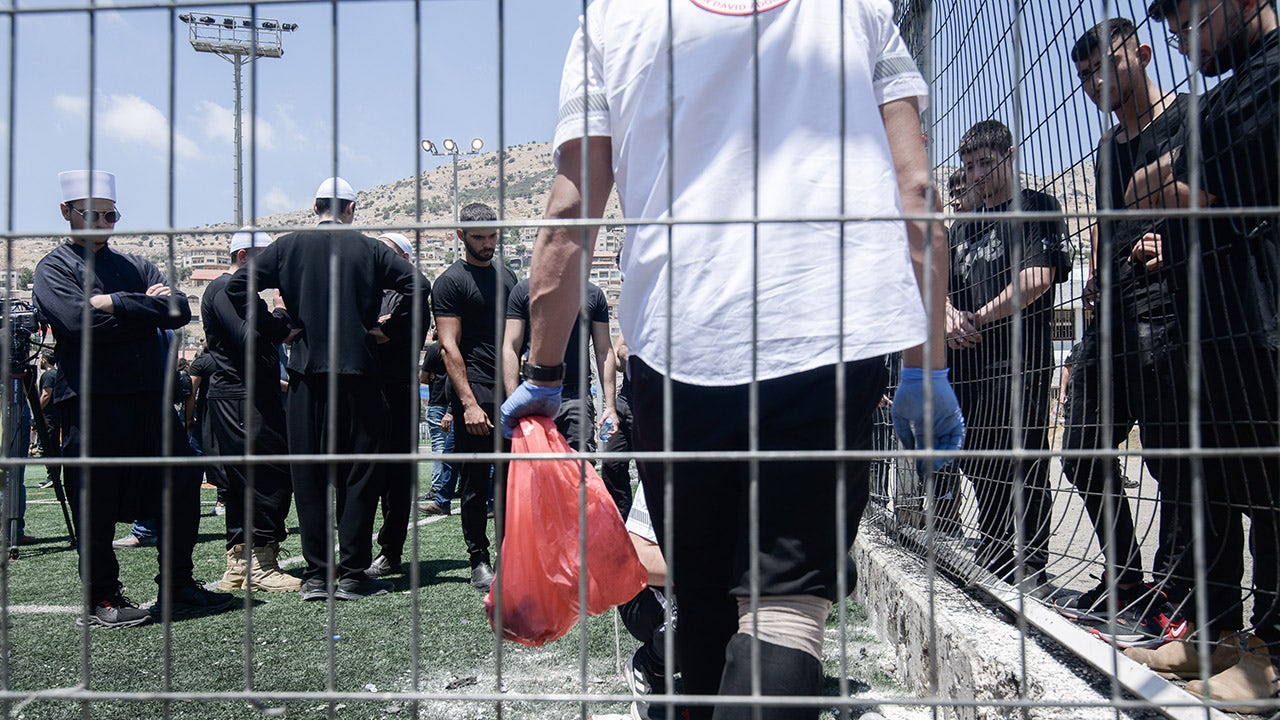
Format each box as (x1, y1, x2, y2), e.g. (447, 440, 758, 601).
(218, 544, 247, 591)
(1124, 630, 1243, 679)
(1184, 634, 1280, 713)
(247, 543, 301, 592)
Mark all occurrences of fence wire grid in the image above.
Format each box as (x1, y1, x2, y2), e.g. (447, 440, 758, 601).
(0, 0, 1274, 719)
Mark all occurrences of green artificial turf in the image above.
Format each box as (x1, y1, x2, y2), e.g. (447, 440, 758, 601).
(0, 464, 904, 719)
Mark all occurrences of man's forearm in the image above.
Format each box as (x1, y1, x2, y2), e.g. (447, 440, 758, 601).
(974, 267, 1054, 327)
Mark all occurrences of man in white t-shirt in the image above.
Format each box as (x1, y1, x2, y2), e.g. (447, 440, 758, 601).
(501, 2, 962, 717)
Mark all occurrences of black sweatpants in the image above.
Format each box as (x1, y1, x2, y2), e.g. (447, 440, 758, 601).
(286, 372, 388, 582)
(58, 392, 201, 604)
(207, 394, 292, 549)
(631, 357, 886, 720)
(451, 381, 508, 567)
(376, 380, 418, 561)
(600, 387, 634, 520)
(1060, 318, 1189, 587)
(950, 356, 1054, 579)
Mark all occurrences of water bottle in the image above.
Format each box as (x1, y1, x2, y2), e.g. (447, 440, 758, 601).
(598, 417, 615, 443)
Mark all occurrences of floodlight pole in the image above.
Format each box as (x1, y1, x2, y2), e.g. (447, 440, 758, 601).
(180, 13, 297, 225)
(421, 137, 485, 261)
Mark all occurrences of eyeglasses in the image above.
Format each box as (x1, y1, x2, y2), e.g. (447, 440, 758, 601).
(1168, 0, 1226, 49)
(67, 205, 121, 224)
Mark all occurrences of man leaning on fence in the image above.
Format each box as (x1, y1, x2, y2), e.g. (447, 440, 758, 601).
(1126, 0, 1280, 709)
(500, 3, 962, 718)
(34, 169, 235, 629)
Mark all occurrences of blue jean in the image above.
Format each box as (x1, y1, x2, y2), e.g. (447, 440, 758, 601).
(426, 404, 457, 506)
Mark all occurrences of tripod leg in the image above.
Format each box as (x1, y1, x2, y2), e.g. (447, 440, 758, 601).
(23, 371, 75, 547)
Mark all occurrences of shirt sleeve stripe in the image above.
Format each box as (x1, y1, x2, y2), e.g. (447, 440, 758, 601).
(557, 93, 610, 124)
(873, 55, 920, 83)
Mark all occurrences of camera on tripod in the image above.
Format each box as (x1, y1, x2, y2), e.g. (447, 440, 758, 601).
(3, 300, 39, 370)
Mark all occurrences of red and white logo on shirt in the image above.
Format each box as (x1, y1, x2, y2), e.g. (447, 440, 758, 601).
(689, 0, 790, 16)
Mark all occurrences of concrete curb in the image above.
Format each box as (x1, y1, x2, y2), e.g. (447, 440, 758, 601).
(853, 521, 1165, 720)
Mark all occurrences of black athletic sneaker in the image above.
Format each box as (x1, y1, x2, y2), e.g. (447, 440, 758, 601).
(299, 577, 328, 602)
(365, 554, 402, 579)
(1052, 576, 1148, 622)
(79, 593, 152, 629)
(1086, 595, 1188, 649)
(334, 575, 392, 601)
(470, 562, 495, 593)
(155, 580, 236, 618)
(627, 649, 670, 720)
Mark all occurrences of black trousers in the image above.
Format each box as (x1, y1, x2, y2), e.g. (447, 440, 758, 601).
(631, 357, 885, 720)
(1197, 344, 1279, 643)
(600, 388, 634, 520)
(206, 395, 292, 549)
(1061, 318, 1189, 587)
(451, 381, 508, 567)
(950, 355, 1054, 578)
(58, 393, 201, 603)
(286, 372, 388, 582)
(376, 380, 419, 561)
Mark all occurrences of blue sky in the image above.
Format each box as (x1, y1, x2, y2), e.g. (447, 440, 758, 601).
(9, 0, 584, 233)
(8, 0, 1207, 233)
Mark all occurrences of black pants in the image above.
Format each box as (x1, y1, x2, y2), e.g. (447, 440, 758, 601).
(376, 380, 419, 561)
(1061, 319, 1189, 587)
(286, 372, 388, 582)
(950, 356, 1054, 578)
(451, 382, 508, 567)
(600, 387, 634, 520)
(206, 394, 292, 549)
(619, 586, 676, 673)
(58, 393, 201, 604)
(1197, 344, 1279, 643)
(631, 357, 885, 720)
(555, 387, 597, 453)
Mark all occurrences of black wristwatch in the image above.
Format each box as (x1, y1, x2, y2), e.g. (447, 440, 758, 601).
(522, 360, 566, 383)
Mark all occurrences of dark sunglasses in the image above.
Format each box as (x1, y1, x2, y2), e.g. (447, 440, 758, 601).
(67, 205, 121, 224)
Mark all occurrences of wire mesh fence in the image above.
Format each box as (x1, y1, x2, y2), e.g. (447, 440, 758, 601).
(0, 0, 1275, 718)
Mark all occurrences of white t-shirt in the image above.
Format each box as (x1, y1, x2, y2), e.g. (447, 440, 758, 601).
(553, 0, 930, 386)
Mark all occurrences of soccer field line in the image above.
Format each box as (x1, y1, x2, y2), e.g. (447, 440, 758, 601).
(3, 513, 453, 615)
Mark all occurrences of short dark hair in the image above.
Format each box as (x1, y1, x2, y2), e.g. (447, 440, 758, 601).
(1071, 18, 1140, 62)
(315, 197, 354, 217)
(1151, 0, 1274, 21)
(958, 119, 1013, 156)
(459, 202, 497, 224)
(947, 169, 966, 191)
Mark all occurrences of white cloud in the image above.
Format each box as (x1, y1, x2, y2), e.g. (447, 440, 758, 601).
(53, 94, 88, 118)
(55, 93, 199, 160)
(196, 100, 277, 152)
(262, 186, 297, 214)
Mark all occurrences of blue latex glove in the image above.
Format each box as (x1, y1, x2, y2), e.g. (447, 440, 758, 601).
(500, 380, 563, 439)
(890, 368, 965, 474)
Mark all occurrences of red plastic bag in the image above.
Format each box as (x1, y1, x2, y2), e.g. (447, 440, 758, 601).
(484, 416, 648, 646)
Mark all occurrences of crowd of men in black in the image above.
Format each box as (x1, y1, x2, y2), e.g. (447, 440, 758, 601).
(935, 2, 1280, 709)
(16, 0, 1280, 713)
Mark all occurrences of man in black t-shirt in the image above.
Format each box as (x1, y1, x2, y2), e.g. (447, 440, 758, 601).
(202, 229, 300, 593)
(501, 278, 616, 457)
(187, 346, 227, 512)
(367, 233, 432, 579)
(37, 352, 61, 490)
(1132, 0, 1280, 704)
(1052, 19, 1198, 646)
(947, 119, 1068, 589)
(433, 203, 517, 593)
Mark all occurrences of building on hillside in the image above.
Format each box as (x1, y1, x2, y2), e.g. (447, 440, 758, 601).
(190, 267, 230, 288)
(181, 247, 227, 270)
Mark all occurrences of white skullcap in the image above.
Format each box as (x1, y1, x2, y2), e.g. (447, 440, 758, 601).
(314, 177, 356, 202)
(229, 227, 273, 253)
(378, 232, 413, 256)
(59, 170, 116, 203)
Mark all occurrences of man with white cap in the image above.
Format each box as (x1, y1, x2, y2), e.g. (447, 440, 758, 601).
(367, 232, 431, 579)
(226, 178, 430, 601)
(34, 169, 235, 628)
(202, 227, 300, 593)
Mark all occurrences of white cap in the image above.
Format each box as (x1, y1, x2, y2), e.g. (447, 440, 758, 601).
(314, 176, 356, 202)
(378, 232, 413, 256)
(59, 170, 116, 203)
(229, 227, 272, 253)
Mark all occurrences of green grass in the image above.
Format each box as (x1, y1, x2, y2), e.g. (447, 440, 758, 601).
(2, 465, 905, 719)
